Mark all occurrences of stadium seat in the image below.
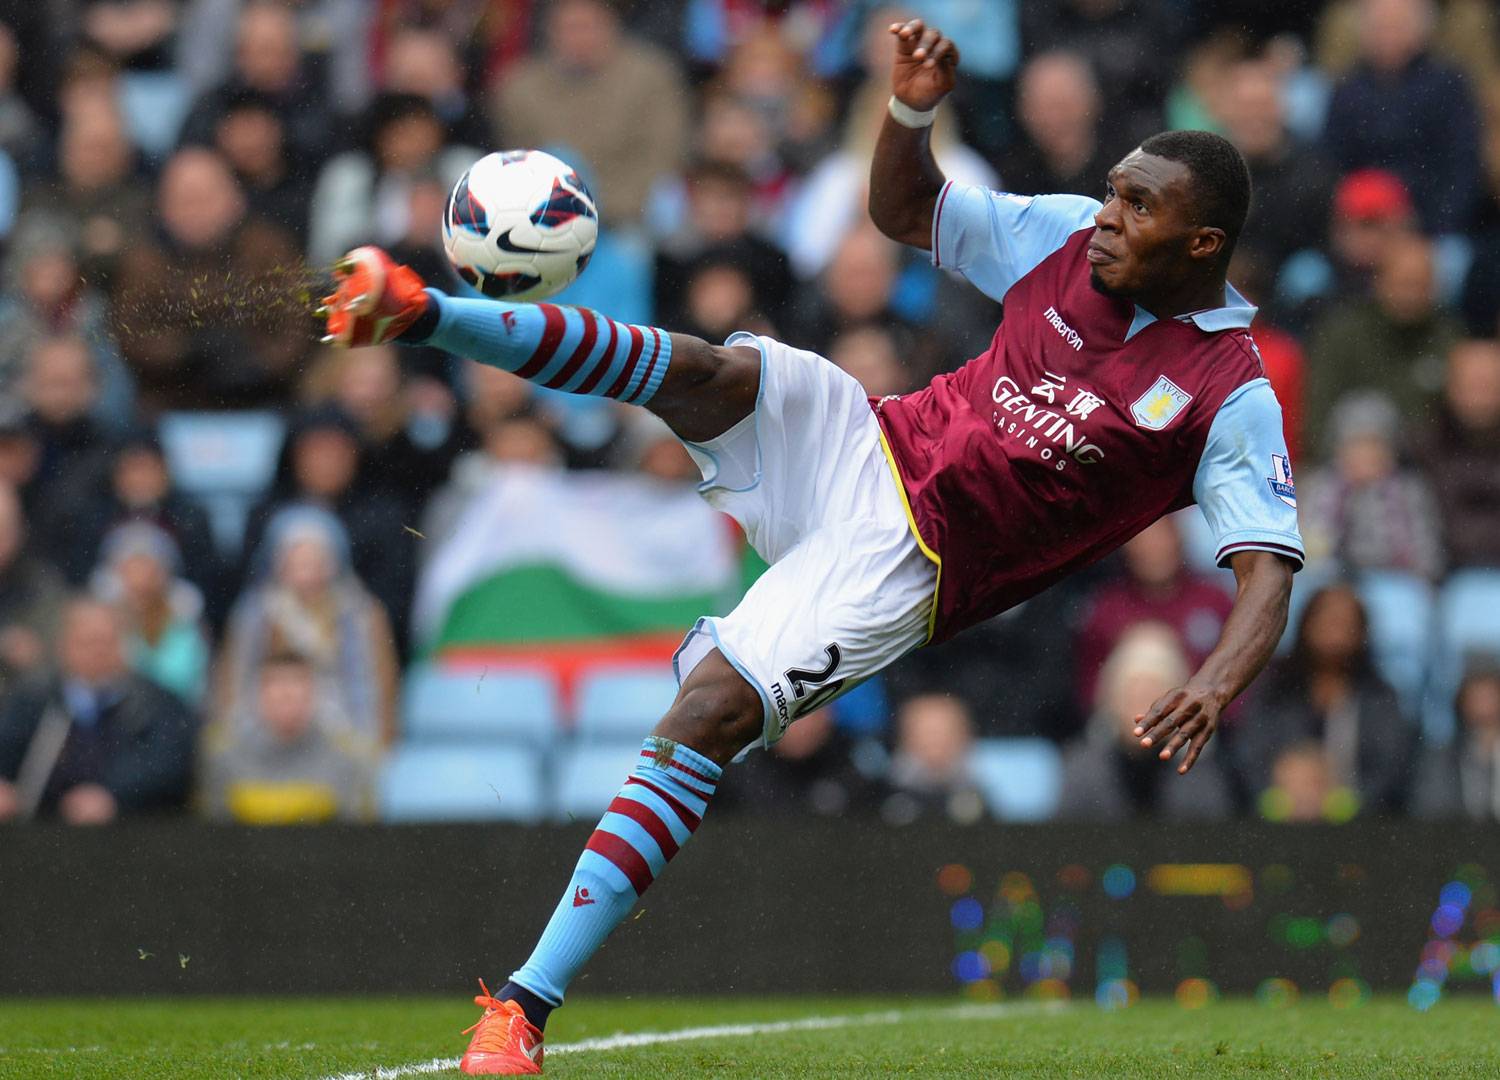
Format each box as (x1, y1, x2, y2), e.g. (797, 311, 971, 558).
(554, 743, 646, 820)
(402, 663, 560, 744)
(159, 411, 285, 555)
(574, 667, 679, 740)
(1425, 570, 1500, 741)
(380, 744, 547, 822)
(1355, 570, 1434, 716)
(969, 738, 1064, 822)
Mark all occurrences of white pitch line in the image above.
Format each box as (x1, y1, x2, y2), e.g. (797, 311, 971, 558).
(322, 1001, 1058, 1080)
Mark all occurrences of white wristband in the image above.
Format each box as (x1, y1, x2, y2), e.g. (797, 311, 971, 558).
(887, 95, 937, 129)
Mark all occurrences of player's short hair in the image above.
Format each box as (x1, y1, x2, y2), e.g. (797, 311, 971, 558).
(1139, 130, 1252, 262)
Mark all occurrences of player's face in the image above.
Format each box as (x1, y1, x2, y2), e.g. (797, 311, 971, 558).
(1088, 152, 1216, 303)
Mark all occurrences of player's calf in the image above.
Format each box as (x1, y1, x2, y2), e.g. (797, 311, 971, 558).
(318, 247, 759, 441)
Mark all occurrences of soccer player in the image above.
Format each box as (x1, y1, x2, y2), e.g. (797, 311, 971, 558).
(320, 18, 1302, 1075)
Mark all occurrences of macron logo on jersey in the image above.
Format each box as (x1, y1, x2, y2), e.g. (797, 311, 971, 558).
(1043, 306, 1084, 351)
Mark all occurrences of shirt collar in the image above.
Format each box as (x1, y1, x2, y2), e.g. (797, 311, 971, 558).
(1124, 282, 1258, 341)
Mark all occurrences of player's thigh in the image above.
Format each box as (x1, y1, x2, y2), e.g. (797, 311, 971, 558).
(672, 516, 936, 748)
(648, 337, 762, 444)
(678, 332, 886, 563)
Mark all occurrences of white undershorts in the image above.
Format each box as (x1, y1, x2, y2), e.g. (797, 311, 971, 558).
(673, 332, 938, 746)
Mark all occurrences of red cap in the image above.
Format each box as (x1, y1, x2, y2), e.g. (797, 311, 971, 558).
(1334, 168, 1414, 222)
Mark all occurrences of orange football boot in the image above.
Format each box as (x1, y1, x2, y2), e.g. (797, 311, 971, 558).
(459, 979, 545, 1075)
(317, 245, 431, 348)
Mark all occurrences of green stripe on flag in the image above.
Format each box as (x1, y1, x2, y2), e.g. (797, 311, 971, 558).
(433, 563, 729, 649)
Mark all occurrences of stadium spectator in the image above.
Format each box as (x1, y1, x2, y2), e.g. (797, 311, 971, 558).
(110, 146, 307, 410)
(1412, 657, 1500, 820)
(22, 335, 110, 504)
(671, 253, 765, 346)
(654, 161, 792, 331)
(1073, 517, 1235, 716)
(0, 213, 134, 429)
(0, 401, 45, 520)
(1299, 392, 1443, 579)
(1059, 622, 1234, 820)
(1232, 583, 1413, 814)
(21, 97, 150, 285)
(216, 506, 399, 745)
(1282, 168, 1420, 320)
(1260, 741, 1348, 823)
(493, 0, 689, 225)
(827, 323, 910, 399)
(307, 92, 477, 267)
(240, 405, 415, 648)
(1322, 0, 1481, 234)
(54, 426, 221, 617)
(90, 521, 209, 706)
(0, 597, 196, 823)
(176, 0, 331, 168)
(879, 693, 984, 826)
(999, 51, 1134, 199)
(709, 25, 838, 175)
(1020, 0, 1176, 137)
(1216, 58, 1336, 281)
(301, 345, 467, 520)
(725, 706, 885, 818)
(199, 650, 377, 824)
(381, 25, 488, 149)
(1305, 231, 1462, 440)
(0, 481, 68, 698)
(209, 89, 310, 243)
(1413, 339, 1500, 569)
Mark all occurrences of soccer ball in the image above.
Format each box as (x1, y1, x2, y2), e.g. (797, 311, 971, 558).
(442, 149, 599, 301)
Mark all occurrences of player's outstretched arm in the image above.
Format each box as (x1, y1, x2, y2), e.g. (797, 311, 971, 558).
(318, 246, 759, 443)
(1133, 550, 1294, 774)
(867, 18, 959, 250)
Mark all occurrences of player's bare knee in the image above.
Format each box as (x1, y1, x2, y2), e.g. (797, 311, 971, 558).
(652, 661, 763, 766)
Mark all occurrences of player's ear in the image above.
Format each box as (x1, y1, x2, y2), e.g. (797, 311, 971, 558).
(1189, 226, 1226, 263)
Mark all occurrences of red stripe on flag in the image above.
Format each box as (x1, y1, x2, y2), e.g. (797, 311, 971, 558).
(543, 308, 600, 389)
(585, 829, 654, 895)
(638, 749, 716, 789)
(603, 325, 646, 399)
(624, 328, 664, 404)
(607, 795, 679, 861)
(512, 304, 568, 380)
(574, 317, 618, 395)
(624, 776, 701, 832)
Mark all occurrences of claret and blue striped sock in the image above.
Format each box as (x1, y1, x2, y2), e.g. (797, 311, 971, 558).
(402, 289, 673, 405)
(500, 736, 721, 1028)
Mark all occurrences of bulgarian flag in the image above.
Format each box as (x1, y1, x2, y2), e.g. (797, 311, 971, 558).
(414, 468, 760, 688)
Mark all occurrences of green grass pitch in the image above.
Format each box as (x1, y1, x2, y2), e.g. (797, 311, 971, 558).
(1, 995, 1496, 1078)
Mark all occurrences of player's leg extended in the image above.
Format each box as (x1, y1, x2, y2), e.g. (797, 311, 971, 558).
(458, 651, 761, 1075)
(319, 246, 758, 443)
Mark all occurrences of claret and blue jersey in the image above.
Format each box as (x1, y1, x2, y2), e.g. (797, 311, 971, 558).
(873, 181, 1306, 644)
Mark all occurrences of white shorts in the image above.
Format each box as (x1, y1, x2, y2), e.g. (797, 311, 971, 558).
(672, 332, 939, 746)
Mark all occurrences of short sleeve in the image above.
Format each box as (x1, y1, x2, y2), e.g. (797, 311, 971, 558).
(1192, 378, 1306, 569)
(931, 182, 1101, 302)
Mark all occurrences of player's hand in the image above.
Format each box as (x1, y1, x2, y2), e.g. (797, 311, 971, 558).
(316, 246, 431, 348)
(889, 19, 960, 112)
(1133, 683, 1226, 774)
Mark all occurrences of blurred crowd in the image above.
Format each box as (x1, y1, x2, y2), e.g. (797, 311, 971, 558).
(0, 0, 1498, 826)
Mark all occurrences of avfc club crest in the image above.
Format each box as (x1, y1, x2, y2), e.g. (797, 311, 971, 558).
(1268, 453, 1297, 507)
(1131, 375, 1193, 430)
